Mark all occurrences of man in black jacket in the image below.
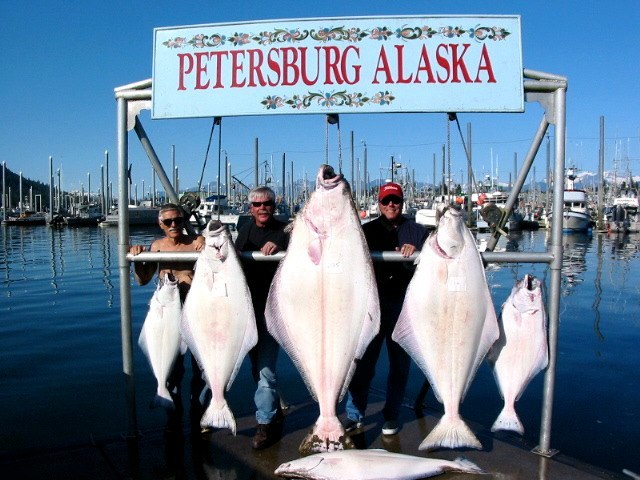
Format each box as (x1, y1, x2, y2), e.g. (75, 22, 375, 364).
(235, 186, 289, 449)
(345, 182, 428, 436)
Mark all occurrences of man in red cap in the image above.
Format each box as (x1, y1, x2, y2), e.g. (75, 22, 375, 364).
(345, 182, 428, 436)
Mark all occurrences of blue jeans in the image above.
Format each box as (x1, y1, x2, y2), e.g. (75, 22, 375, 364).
(345, 294, 410, 423)
(250, 320, 280, 424)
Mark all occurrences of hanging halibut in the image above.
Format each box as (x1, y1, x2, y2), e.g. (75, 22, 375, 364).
(138, 272, 185, 409)
(275, 449, 484, 479)
(392, 207, 499, 450)
(181, 220, 258, 434)
(487, 274, 548, 434)
(266, 164, 380, 455)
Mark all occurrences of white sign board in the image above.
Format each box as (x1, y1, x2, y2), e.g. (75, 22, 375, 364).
(152, 15, 523, 119)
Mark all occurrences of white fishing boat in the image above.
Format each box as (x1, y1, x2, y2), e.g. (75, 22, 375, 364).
(99, 205, 160, 226)
(547, 168, 592, 232)
(193, 195, 242, 230)
(606, 191, 640, 233)
(415, 195, 447, 230)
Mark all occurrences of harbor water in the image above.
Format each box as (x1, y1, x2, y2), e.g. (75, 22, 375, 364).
(0, 224, 638, 476)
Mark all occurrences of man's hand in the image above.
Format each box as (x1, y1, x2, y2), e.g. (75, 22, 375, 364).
(396, 243, 417, 258)
(261, 241, 280, 256)
(194, 236, 205, 251)
(129, 245, 145, 255)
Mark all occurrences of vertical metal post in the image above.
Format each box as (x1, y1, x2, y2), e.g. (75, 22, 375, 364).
(535, 86, 566, 457)
(441, 144, 445, 196)
(363, 141, 368, 205)
(171, 145, 176, 189)
(105, 150, 110, 212)
(224, 156, 231, 204)
(390, 156, 394, 182)
(432, 153, 436, 197)
(350, 130, 354, 197)
(152, 168, 156, 207)
(57, 169, 61, 212)
(290, 160, 294, 211)
(281, 153, 286, 201)
(2, 161, 5, 220)
(467, 122, 473, 226)
(101, 165, 105, 214)
(117, 95, 137, 440)
(596, 116, 605, 231)
(254, 138, 259, 187)
(19, 172, 23, 213)
(49, 157, 53, 219)
(545, 135, 551, 218)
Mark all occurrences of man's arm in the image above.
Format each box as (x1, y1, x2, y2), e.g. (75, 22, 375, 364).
(129, 242, 158, 285)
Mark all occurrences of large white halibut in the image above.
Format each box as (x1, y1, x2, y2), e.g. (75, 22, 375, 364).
(487, 274, 548, 434)
(138, 272, 184, 409)
(392, 208, 499, 450)
(275, 449, 485, 479)
(266, 164, 380, 455)
(181, 220, 258, 434)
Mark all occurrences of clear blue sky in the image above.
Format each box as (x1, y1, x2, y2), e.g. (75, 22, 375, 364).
(1, 1, 638, 195)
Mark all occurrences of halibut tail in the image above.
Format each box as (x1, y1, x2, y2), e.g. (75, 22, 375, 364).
(419, 414, 482, 451)
(200, 402, 236, 435)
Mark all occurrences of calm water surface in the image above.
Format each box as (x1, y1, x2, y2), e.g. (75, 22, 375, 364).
(0, 225, 638, 475)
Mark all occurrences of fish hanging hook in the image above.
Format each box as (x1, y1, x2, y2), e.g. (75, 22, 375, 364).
(325, 114, 342, 174)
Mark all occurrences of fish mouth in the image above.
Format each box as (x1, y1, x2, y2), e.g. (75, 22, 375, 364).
(316, 164, 344, 190)
(205, 220, 226, 236)
(523, 274, 540, 291)
(160, 272, 178, 286)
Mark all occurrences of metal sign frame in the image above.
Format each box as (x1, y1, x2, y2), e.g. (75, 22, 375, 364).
(115, 67, 566, 458)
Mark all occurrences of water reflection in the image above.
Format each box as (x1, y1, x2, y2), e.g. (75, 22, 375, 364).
(560, 232, 592, 296)
(607, 231, 639, 261)
(101, 228, 115, 308)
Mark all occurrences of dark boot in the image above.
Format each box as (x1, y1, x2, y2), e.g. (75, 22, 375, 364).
(251, 408, 284, 450)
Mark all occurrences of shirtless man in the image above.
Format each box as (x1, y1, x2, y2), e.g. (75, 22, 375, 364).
(130, 203, 204, 300)
(129, 203, 205, 433)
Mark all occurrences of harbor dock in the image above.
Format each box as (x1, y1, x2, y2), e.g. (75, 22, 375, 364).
(1, 393, 622, 479)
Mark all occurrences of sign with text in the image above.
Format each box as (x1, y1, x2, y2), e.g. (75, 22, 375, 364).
(152, 15, 523, 119)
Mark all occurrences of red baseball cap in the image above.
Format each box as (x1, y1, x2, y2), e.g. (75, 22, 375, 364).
(378, 182, 403, 201)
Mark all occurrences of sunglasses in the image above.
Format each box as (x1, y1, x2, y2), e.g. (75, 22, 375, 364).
(380, 196, 402, 206)
(251, 200, 275, 208)
(161, 217, 184, 227)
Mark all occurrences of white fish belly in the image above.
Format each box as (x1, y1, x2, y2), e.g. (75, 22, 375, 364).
(398, 246, 495, 406)
(275, 449, 484, 479)
(182, 255, 257, 403)
(393, 222, 498, 449)
(268, 217, 378, 405)
(492, 296, 548, 405)
(138, 282, 182, 399)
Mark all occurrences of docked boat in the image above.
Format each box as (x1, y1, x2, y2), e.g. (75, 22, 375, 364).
(547, 168, 593, 232)
(64, 203, 104, 227)
(2, 211, 47, 226)
(606, 191, 640, 233)
(99, 205, 160, 226)
(193, 194, 242, 229)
